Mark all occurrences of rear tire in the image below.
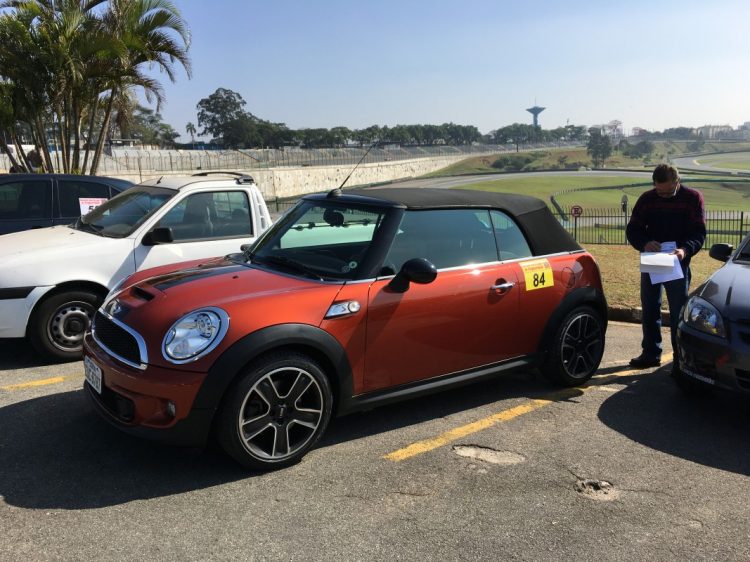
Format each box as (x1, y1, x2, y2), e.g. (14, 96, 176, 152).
(217, 352, 333, 470)
(543, 306, 605, 387)
(28, 290, 101, 362)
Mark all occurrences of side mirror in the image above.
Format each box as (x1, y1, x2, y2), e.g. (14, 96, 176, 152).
(388, 258, 437, 293)
(709, 243, 733, 263)
(142, 227, 174, 246)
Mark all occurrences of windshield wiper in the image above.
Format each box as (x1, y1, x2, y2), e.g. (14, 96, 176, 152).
(74, 219, 105, 234)
(252, 254, 325, 281)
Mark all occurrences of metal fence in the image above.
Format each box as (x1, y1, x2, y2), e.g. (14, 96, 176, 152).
(0, 141, 583, 175)
(555, 206, 749, 247)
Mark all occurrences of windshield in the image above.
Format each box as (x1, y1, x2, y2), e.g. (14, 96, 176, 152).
(73, 186, 176, 238)
(248, 200, 388, 280)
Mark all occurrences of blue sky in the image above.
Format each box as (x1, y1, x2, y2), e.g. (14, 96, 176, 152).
(149, 0, 750, 139)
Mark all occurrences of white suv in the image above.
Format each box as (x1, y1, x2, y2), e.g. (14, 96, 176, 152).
(0, 172, 272, 361)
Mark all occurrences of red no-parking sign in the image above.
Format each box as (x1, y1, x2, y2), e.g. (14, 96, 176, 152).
(571, 205, 583, 217)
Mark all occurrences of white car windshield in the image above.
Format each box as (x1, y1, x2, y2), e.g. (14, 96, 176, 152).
(74, 186, 175, 238)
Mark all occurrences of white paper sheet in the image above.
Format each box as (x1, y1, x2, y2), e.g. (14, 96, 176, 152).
(639, 241, 683, 284)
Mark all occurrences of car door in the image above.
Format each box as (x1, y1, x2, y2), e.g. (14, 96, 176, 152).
(0, 178, 53, 234)
(133, 189, 255, 270)
(363, 209, 523, 392)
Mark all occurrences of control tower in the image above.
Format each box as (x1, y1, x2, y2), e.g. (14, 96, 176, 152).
(526, 105, 546, 127)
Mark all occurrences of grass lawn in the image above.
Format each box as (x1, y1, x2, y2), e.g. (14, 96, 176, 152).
(451, 175, 750, 211)
(584, 244, 721, 311)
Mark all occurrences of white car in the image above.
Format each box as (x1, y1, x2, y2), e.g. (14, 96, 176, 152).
(0, 172, 273, 361)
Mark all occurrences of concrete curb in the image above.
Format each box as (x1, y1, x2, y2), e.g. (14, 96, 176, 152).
(608, 306, 671, 325)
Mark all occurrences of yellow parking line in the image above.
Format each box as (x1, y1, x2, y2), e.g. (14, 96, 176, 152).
(384, 353, 673, 462)
(0, 375, 81, 392)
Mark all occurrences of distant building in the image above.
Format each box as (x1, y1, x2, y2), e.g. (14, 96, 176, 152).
(694, 125, 733, 139)
(631, 127, 650, 137)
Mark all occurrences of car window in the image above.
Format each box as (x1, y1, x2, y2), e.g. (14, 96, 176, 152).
(385, 209, 498, 270)
(78, 186, 174, 237)
(250, 201, 387, 280)
(0, 180, 51, 219)
(57, 180, 112, 218)
(157, 191, 253, 242)
(490, 210, 532, 260)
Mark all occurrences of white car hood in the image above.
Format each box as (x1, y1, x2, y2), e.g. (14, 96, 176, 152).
(0, 225, 135, 288)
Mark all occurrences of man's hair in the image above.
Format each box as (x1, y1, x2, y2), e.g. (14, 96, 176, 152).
(653, 164, 679, 184)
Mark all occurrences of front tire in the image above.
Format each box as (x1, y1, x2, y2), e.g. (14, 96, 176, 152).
(543, 306, 605, 387)
(217, 352, 333, 470)
(28, 290, 101, 362)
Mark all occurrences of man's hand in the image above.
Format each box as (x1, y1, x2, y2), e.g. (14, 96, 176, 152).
(673, 248, 686, 261)
(644, 240, 661, 252)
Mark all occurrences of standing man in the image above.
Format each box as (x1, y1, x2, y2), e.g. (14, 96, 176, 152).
(626, 164, 706, 372)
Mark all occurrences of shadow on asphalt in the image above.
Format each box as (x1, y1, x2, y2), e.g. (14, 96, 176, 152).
(6, 364, 745, 510)
(0, 338, 62, 370)
(597, 366, 750, 476)
(0, 370, 550, 510)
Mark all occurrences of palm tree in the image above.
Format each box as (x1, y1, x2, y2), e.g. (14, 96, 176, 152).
(0, 0, 191, 174)
(186, 121, 196, 148)
(89, 0, 191, 174)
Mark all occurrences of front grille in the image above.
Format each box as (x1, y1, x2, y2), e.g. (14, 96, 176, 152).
(93, 311, 143, 367)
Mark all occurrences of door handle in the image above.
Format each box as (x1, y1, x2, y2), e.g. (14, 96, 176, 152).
(491, 281, 515, 294)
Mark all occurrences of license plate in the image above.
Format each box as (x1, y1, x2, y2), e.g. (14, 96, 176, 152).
(84, 356, 103, 394)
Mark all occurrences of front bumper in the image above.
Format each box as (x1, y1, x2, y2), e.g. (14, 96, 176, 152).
(0, 286, 53, 338)
(83, 332, 215, 447)
(676, 320, 750, 394)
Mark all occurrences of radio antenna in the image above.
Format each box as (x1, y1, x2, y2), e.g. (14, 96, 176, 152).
(338, 142, 379, 189)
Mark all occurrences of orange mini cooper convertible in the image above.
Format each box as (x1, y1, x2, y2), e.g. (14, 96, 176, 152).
(83, 188, 608, 469)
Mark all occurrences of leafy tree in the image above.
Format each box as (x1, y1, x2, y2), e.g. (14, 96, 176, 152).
(196, 87, 249, 141)
(587, 128, 612, 167)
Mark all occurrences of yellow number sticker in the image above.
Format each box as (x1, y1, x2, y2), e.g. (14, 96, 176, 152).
(520, 259, 554, 291)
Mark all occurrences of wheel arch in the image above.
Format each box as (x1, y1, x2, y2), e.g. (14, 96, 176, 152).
(537, 287, 608, 361)
(194, 323, 353, 417)
(27, 280, 109, 331)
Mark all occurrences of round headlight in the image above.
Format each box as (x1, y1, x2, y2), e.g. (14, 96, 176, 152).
(163, 307, 230, 363)
(682, 296, 725, 338)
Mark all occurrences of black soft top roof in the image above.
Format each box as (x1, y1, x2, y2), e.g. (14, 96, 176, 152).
(359, 187, 547, 215)
(306, 187, 581, 256)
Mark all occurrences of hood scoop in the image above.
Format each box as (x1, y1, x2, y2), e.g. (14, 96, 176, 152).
(131, 286, 156, 301)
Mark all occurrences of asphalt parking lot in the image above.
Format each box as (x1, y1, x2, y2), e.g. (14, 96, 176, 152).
(1, 322, 749, 561)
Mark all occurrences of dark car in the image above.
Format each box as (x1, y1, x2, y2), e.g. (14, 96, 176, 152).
(0, 173, 134, 235)
(675, 234, 750, 394)
(83, 188, 608, 470)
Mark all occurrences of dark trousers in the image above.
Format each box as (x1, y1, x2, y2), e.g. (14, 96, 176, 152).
(639, 267, 691, 361)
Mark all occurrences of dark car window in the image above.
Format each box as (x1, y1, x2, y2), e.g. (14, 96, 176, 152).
(77, 186, 175, 238)
(0, 180, 51, 220)
(490, 210, 532, 260)
(57, 179, 112, 218)
(157, 191, 254, 242)
(385, 209, 498, 270)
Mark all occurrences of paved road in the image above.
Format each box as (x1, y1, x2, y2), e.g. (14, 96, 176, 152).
(1, 324, 749, 561)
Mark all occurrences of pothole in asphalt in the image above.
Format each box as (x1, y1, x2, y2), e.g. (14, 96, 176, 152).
(453, 445, 526, 465)
(575, 478, 620, 501)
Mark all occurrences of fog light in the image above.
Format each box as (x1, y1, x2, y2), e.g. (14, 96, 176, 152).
(166, 401, 176, 418)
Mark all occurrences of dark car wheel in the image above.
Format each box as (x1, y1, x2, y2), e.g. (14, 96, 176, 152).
(544, 306, 605, 387)
(28, 290, 101, 362)
(217, 352, 333, 470)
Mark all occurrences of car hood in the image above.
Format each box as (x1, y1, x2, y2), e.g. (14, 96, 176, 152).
(0, 225, 133, 287)
(698, 260, 750, 321)
(108, 259, 346, 369)
(0, 225, 110, 262)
